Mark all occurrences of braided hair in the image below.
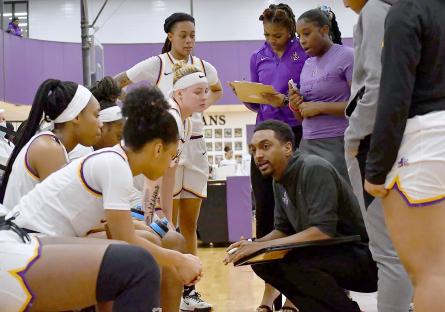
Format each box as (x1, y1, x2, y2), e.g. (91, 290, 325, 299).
(259, 3, 297, 38)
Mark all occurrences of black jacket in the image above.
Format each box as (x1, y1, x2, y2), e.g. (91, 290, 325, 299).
(366, 0, 445, 184)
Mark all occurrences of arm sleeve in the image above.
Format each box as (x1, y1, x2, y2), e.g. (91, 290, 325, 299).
(344, 7, 386, 150)
(202, 60, 219, 86)
(243, 53, 260, 112)
(366, 1, 422, 184)
(83, 153, 133, 210)
(302, 163, 339, 237)
(126, 56, 162, 84)
(273, 182, 294, 235)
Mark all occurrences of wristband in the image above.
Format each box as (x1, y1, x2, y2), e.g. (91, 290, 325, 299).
(149, 218, 170, 238)
(288, 101, 300, 113)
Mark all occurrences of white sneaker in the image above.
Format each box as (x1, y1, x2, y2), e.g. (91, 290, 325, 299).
(180, 290, 212, 311)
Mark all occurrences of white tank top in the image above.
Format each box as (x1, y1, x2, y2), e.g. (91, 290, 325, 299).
(157, 52, 206, 136)
(168, 98, 192, 166)
(3, 131, 68, 210)
(8, 146, 132, 237)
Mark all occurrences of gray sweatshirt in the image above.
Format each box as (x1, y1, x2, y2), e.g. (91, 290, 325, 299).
(344, 0, 397, 151)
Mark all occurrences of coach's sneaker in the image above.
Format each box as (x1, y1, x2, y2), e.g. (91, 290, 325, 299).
(180, 290, 212, 311)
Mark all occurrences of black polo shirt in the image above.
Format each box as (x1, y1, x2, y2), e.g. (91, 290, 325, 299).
(273, 151, 368, 242)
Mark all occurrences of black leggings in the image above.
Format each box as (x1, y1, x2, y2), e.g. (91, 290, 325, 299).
(96, 244, 161, 311)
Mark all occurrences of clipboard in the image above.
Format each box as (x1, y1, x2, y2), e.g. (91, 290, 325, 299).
(234, 235, 361, 266)
(231, 81, 279, 104)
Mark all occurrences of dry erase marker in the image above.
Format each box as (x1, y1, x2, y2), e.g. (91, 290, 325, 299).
(228, 248, 238, 255)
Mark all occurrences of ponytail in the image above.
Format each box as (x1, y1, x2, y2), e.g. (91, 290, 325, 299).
(329, 11, 342, 45)
(0, 79, 78, 202)
(162, 37, 172, 54)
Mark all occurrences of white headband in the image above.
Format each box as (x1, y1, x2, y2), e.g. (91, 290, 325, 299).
(99, 106, 123, 123)
(168, 72, 208, 97)
(54, 85, 92, 124)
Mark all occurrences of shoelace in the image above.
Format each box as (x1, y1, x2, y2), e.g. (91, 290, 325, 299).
(0, 212, 31, 244)
(188, 291, 205, 303)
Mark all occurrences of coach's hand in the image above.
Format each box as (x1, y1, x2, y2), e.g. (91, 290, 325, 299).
(364, 180, 388, 198)
(223, 240, 265, 265)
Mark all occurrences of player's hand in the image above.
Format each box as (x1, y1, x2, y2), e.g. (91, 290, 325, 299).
(228, 82, 238, 96)
(173, 254, 203, 285)
(289, 86, 303, 109)
(261, 92, 286, 108)
(299, 102, 324, 118)
(364, 180, 388, 198)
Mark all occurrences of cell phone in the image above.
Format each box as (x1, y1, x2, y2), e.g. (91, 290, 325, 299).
(288, 79, 299, 92)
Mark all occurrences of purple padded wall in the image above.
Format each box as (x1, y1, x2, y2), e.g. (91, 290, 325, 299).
(226, 175, 253, 242)
(0, 31, 4, 101)
(2, 37, 353, 105)
(3, 34, 82, 105)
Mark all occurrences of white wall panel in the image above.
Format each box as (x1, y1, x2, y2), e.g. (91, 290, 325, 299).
(28, 0, 357, 43)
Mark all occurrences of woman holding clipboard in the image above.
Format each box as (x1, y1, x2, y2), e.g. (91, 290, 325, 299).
(231, 3, 307, 312)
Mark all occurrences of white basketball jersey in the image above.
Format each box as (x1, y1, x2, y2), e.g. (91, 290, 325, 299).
(9, 146, 131, 237)
(157, 53, 206, 136)
(168, 98, 192, 166)
(3, 131, 68, 211)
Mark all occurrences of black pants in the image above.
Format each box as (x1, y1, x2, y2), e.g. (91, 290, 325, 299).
(252, 243, 378, 312)
(251, 125, 302, 309)
(251, 125, 303, 238)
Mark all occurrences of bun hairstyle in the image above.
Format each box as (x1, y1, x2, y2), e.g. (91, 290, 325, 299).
(89, 76, 122, 114)
(0, 79, 79, 202)
(162, 13, 195, 54)
(172, 62, 201, 85)
(89, 76, 121, 103)
(259, 3, 297, 39)
(298, 8, 343, 45)
(122, 86, 179, 151)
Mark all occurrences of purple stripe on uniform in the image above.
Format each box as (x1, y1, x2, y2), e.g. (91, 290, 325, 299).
(200, 59, 207, 76)
(80, 150, 127, 196)
(155, 55, 162, 85)
(392, 183, 445, 207)
(19, 236, 42, 312)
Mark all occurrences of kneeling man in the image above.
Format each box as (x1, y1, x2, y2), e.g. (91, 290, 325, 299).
(224, 120, 377, 312)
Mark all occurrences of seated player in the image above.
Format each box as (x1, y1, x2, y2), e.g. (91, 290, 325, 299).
(4, 86, 203, 312)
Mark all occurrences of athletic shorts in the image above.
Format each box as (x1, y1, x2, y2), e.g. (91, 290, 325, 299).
(385, 111, 445, 206)
(0, 231, 41, 312)
(174, 136, 209, 199)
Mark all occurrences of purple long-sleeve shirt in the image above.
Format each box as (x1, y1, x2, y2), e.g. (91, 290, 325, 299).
(246, 39, 308, 126)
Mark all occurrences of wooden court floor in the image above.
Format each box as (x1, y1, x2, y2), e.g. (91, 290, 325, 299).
(195, 247, 378, 312)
